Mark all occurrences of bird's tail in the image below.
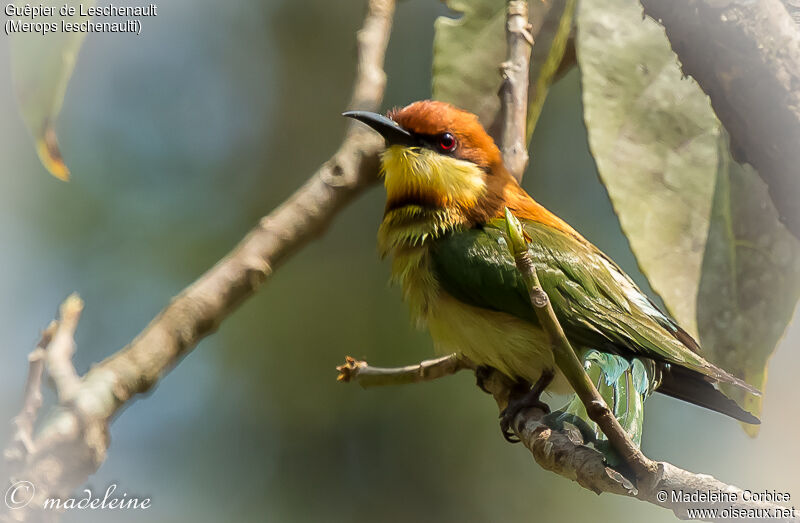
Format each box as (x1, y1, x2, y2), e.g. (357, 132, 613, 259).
(656, 364, 760, 425)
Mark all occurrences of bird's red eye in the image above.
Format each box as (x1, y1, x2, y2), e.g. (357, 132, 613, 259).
(438, 132, 456, 152)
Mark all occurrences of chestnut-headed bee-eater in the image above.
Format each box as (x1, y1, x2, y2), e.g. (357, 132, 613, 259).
(344, 100, 759, 440)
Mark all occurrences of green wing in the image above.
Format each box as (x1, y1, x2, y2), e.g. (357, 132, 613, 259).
(429, 217, 756, 392)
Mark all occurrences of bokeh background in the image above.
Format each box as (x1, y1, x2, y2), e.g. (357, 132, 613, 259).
(1, 1, 798, 522)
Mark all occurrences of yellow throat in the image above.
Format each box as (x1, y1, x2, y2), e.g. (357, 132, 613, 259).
(377, 145, 487, 256)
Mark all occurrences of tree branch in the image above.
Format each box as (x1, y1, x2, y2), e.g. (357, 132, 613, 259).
(336, 354, 475, 388)
(1, 1, 395, 519)
(477, 366, 798, 521)
(640, 0, 800, 240)
(499, 0, 533, 181)
(337, 354, 798, 520)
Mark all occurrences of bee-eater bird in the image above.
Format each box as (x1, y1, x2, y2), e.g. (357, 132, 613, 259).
(344, 100, 759, 439)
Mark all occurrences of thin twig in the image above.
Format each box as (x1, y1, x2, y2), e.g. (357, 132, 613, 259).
(336, 354, 474, 388)
(45, 294, 83, 404)
(499, 0, 533, 181)
(502, 208, 656, 480)
(3, 322, 57, 467)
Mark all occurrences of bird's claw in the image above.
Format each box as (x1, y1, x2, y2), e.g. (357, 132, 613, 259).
(498, 370, 554, 443)
(499, 396, 550, 443)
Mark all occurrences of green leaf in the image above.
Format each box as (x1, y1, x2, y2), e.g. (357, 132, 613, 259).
(503, 207, 527, 256)
(432, 0, 574, 139)
(697, 136, 800, 435)
(576, 0, 719, 339)
(433, 0, 506, 129)
(577, 0, 800, 430)
(9, 0, 94, 180)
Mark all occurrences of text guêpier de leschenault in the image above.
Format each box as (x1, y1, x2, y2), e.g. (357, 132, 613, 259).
(5, 4, 158, 18)
(5, 4, 158, 35)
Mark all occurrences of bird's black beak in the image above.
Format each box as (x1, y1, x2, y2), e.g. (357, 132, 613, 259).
(343, 111, 419, 147)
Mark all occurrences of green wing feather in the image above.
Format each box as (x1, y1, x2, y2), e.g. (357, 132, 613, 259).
(429, 217, 759, 394)
(551, 351, 658, 464)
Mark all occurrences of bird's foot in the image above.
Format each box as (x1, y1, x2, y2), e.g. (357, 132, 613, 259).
(499, 370, 554, 443)
(499, 390, 550, 443)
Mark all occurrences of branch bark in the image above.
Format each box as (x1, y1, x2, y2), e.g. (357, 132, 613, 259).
(499, 0, 533, 181)
(337, 354, 475, 388)
(478, 367, 797, 521)
(640, 0, 800, 240)
(1, 1, 394, 520)
(338, 355, 799, 521)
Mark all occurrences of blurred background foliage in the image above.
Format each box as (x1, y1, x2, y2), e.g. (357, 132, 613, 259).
(1, 0, 799, 522)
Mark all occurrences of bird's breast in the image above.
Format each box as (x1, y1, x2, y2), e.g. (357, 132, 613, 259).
(388, 244, 570, 393)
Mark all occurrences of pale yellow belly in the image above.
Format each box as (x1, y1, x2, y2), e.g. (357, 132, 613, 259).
(426, 291, 571, 394)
